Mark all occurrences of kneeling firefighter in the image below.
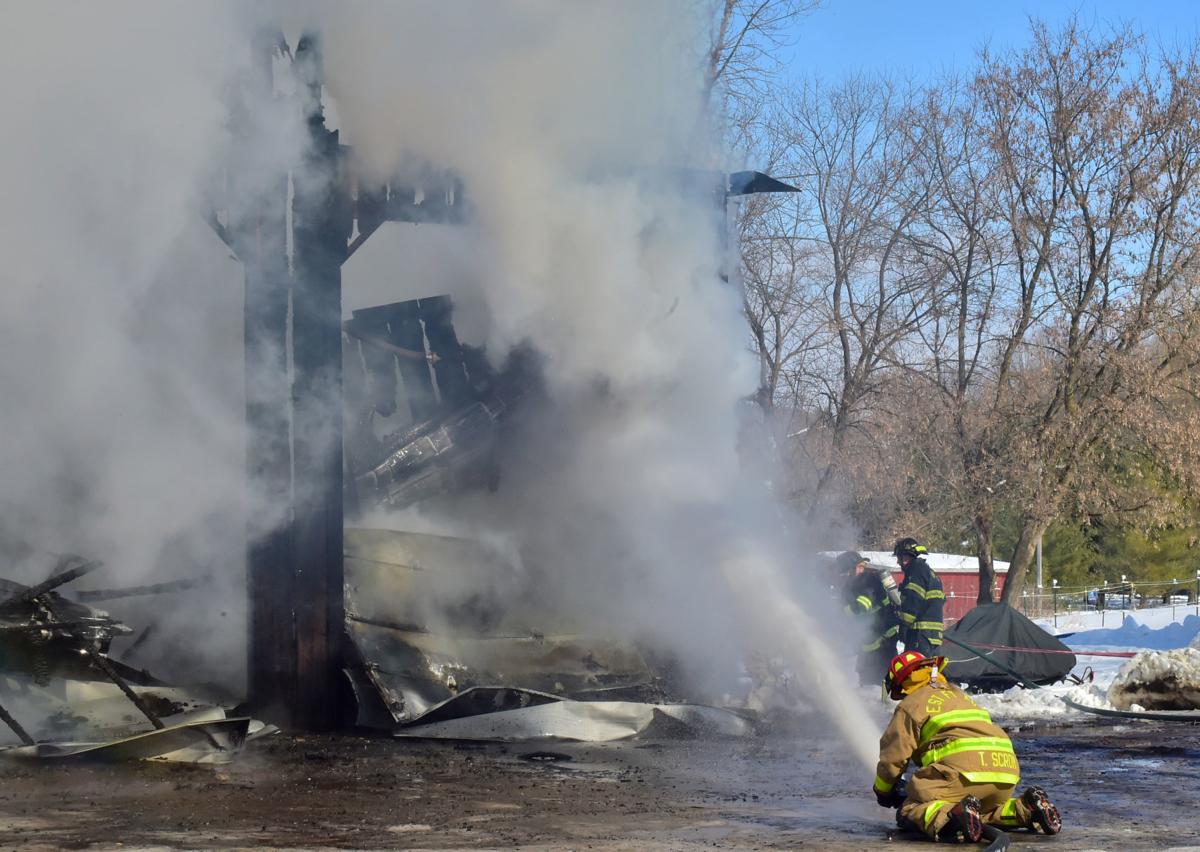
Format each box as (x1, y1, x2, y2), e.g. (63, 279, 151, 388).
(872, 651, 1061, 843)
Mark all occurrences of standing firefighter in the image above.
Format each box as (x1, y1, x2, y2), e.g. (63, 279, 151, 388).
(837, 551, 899, 685)
(872, 651, 1061, 843)
(893, 538, 944, 655)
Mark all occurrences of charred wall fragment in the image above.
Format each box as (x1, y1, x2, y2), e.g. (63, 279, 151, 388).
(344, 297, 536, 513)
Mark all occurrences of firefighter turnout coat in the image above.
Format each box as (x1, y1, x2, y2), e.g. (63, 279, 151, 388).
(844, 572, 899, 681)
(873, 678, 1035, 838)
(898, 557, 944, 654)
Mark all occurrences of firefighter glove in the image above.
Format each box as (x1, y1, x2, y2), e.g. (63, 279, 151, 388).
(875, 787, 904, 808)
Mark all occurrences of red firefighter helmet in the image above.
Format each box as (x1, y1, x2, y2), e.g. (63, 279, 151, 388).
(885, 650, 946, 699)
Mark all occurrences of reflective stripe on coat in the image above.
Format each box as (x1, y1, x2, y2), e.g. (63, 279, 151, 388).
(873, 680, 1020, 796)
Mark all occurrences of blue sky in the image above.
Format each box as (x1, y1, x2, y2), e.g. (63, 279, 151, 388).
(781, 0, 1199, 80)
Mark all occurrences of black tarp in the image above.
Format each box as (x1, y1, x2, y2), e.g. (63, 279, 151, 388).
(941, 603, 1076, 690)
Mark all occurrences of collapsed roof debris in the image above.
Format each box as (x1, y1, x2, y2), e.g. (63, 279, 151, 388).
(341, 528, 753, 741)
(344, 296, 534, 513)
(336, 298, 756, 742)
(0, 560, 271, 763)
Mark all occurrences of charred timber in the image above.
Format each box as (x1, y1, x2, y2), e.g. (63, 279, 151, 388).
(235, 28, 295, 722)
(288, 30, 350, 731)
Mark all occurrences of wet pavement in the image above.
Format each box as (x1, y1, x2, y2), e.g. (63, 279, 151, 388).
(0, 718, 1197, 849)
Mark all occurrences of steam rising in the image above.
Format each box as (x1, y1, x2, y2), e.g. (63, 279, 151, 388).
(0, 4, 250, 683)
(1, 1, 880, 768)
(313, 1, 880, 765)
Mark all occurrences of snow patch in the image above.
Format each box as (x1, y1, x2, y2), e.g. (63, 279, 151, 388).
(966, 642, 1133, 724)
(972, 681, 1114, 725)
(1067, 614, 1200, 650)
(1035, 606, 1199, 636)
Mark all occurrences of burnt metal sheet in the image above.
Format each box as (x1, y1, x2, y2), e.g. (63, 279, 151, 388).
(344, 527, 661, 723)
(346, 620, 661, 722)
(353, 399, 506, 510)
(726, 170, 800, 197)
(341, 529, 742, 740)
(2, 564, 269, 761)
(1, 716, 252, 764)
(386, 685, 753, 742)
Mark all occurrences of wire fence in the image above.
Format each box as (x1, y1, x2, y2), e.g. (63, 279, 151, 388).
(1011, 576, 1200, 628)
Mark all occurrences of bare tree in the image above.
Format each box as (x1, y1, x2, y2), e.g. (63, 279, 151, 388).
(970, 22, 1200, 600)
(704, 0, 820, 136)
(771, 78, 931, 513)
(740, 184, 823, 416)
(732, 17, 1200, 590)
(884, 79, 1015, 602)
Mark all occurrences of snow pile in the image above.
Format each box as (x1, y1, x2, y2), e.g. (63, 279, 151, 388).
(966, 650, 1130, 724)
(1068, 614, 1200, 650)
(971, 681, 1114, 725)
(1108, 648, 1200, 711)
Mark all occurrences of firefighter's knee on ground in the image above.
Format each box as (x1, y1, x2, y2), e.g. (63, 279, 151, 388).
(898, 797, 953, 839)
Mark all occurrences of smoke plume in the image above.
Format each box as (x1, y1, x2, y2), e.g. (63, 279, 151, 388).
(0, 1, 881, 766)
(0, 3, 254, 684)
(309, 0, 880, 763)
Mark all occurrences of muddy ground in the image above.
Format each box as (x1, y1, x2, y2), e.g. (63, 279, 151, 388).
(0, 719, 1197, 850)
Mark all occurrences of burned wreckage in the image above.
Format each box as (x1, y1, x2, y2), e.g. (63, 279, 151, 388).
(1, 26, 796, 751)
(341, 295, 753, 742)
(0, 560, 268, 763)
(2, 155, 797, 755)
(2, 231, 802, 761)
(0, 289, 760, 760)
(325, 175, 799, 742)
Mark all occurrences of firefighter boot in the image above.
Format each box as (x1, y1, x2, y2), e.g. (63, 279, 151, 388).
(1021, 786, 1061, 835)
(937, 796, 983, 844)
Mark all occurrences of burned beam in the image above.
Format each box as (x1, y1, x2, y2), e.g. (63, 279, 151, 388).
(234, 29, 296, 724)
(0, 699, 34, 746)
(0, 559, 100, 608)
(233, 27, 470, 732)
(74, 575, 210, 602)
(288, 31, 350, 731)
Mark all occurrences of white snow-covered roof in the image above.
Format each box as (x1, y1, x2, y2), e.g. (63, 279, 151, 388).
(821, 550, 1009, 574)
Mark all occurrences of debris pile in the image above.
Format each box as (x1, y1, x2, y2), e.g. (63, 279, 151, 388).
(342, 527, 753, 741)
(1, 559, 270, 763)
(1108, 648, 1200, 712)
(344, 297, 535, 513)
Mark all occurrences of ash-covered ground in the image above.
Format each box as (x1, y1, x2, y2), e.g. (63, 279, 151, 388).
(1, 721, 1196, 850)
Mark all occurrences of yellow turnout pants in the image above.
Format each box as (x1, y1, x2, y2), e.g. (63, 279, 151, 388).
(898, 765, 1034, 839)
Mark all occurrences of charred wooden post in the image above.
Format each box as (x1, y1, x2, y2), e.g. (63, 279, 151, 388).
(221, 26, 470, 729)
(289, 31, 351, 730)
(0, 699, 33, 746)
(232, 30, 297, 723)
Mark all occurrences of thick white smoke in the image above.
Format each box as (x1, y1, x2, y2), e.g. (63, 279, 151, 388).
(306, 1, 751, 664)
(308, 1, 880, 765)
(0, 1, 880, 766)
(0, 4, 256, 684)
